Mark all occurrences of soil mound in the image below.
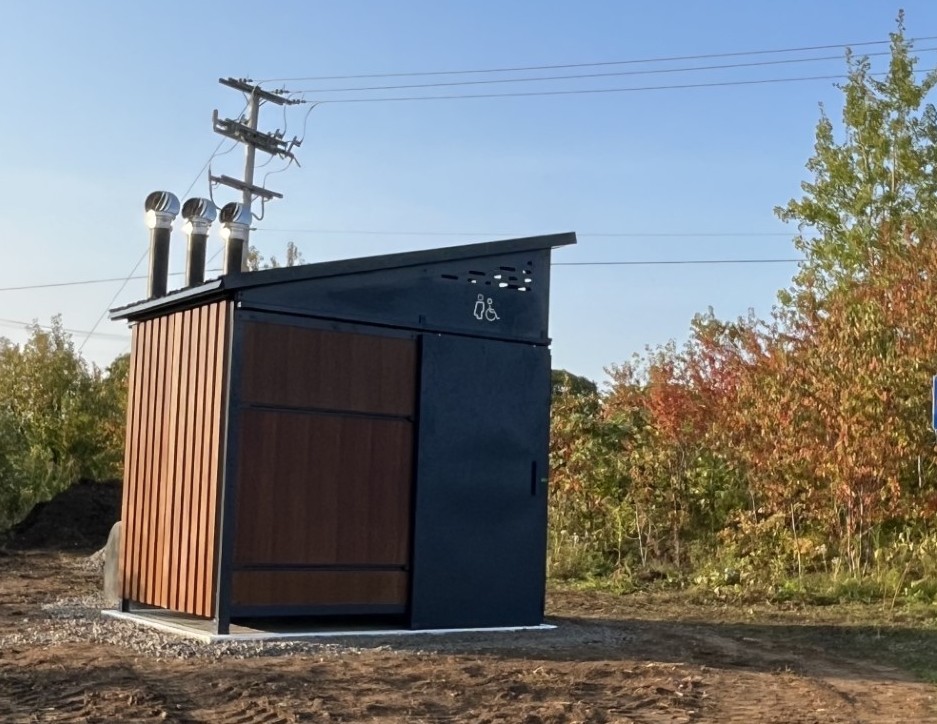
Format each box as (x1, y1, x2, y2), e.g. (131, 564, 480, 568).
(5, 479, 121, 552)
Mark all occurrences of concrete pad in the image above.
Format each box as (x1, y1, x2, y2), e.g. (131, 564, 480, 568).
(102, 609, 556, 644)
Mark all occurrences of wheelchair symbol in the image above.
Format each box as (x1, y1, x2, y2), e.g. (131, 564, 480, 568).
(473, 294, 500, 322)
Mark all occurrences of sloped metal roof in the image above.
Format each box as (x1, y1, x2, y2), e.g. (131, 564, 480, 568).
(110, 232, 575, 321)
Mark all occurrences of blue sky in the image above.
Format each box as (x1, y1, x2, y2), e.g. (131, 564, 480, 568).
(1, 1, 935, 383)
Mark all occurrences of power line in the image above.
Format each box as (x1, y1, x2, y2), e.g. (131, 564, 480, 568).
(0, 269, 224, 294)
(77, 135, 241, 353)
(258, 36, 937, 83)
(0, 317, 129, 342)
(553, 258, 801, 266)
(0, 271, 225, 293)
(0, 231, 795, 294)
(208, 228, 790, 265)
(0, 276, 145, 292)
(290, 47, 922, 94)
(77, 249, 147, 354)
(254, 228, 790, 238)
(296, 68, 937, 104)
(0, 258, 801, 297)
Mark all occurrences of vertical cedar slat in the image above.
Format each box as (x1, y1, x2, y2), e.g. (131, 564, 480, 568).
(162, 313, 185, 608)
(158, 313, 178, 607)
(163, 310, 184, 609)
(153, 317, 165, 608)
(193, 306, 208, 616)
(144, 317, 168, 604)
(119, 324, 141, 600)
(168, 314, 182, 608)
(132, 320, 153, 603)
(138, 318, 157, 604)
(165, 311, 179, 610)
(165, 314, 182, 607)
(149, 315, 169, 603)
(187, 305, 207, 614)
(200, 302, 218, 617)
(199, 303, 218, 616)
(182, 308, 198, 610)
(140, 318, 153, 605)
(204, 302, 227, 617)
(162, 314, 177, 608)
(152, 315, 169, 607)
(179, 307, 203, 612)
(177, 308, 197, 611)
(128, 321, 143, 603)
(161, 315, 176, 607)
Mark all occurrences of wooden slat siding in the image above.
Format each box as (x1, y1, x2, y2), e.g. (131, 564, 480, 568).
(151, 315, 169, 604)
(133, 323, 156, 601)
(190, 305, 208, 615)
(139, 315, 161, 603)
(232, 571, 408, 608)
(232, 323, 417, 610)
(154, 315, 183, 608)
(181, 308, 205, 611)
(234, 410, 413, 567)
(180, 306, 198, 613)
(144, 319, 160, 602)
(167, 308, 191, 611)
(118, 301, 231, 617)
(119, 324, 142, 601)
(190, 306, 205, 613)
(201, 303, 228, 616)
(168, 313, 184, 607)
(240, 323, 417, 416)
(125, 320, 143, 603)
(152, 316, 168, 601)
(130, 319, 153, 603)
(160, 314, 177, 606)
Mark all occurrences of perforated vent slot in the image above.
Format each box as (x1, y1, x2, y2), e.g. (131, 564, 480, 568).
(440, 263, 534, 292)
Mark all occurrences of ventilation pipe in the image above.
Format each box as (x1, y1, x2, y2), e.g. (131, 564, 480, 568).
(219, 202, 252, 274)
(144, 191, 180, 299)
(181, 197, 217, 287)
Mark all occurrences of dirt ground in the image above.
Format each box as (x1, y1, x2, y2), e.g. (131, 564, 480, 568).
(4, 480, 121, 551)
(1, 551, 937, 722)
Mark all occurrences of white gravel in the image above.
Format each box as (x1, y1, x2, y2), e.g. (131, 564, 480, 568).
(2, 552, 580, 660)
(0, 555, 386, 661)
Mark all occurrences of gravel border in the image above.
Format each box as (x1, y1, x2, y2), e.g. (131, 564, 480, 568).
(1, 554, 594, 661)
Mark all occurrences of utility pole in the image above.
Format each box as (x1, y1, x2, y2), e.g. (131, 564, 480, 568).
(211, 77, 302, 270)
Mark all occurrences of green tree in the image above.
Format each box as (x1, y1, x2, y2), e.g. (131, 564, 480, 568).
(246, 241, 305, 271)
(777, 13, 937, 301)
(552, 368, 598, 398)
(0, 319, 126, 528)
(548, 368, 636, 577)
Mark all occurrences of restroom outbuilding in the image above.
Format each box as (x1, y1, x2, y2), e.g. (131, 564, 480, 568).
(111, 230, 575, 634)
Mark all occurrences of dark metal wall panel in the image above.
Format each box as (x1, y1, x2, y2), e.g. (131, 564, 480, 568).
(410, 334, 551, 629)
(236, 248, 553, 344)
(119, 301, 230, 618)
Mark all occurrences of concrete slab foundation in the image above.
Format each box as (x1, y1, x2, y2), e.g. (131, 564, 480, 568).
(102, 609, 556, 644)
